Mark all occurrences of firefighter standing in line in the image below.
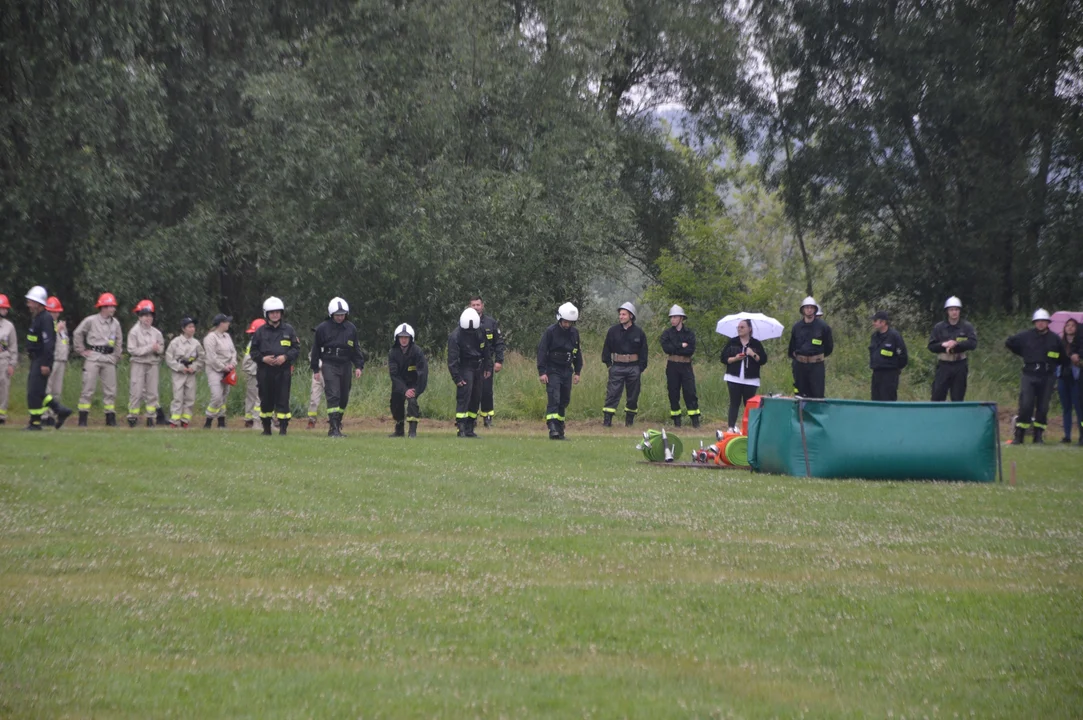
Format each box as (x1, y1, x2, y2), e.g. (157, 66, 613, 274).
(0, 294, 16, 424)
(660, 304, 700, 427)
(927, 296, 978, 402)
(22, 285, 72, 430)
(311, 297, 365, 438)
(470, 296, 505, 428)
(448, 307, 492, 438)
(241, 318, 265, 428)
(602, 302, 648, 427)
(787, 296, 833, 398)
(73, 293, 124, 426)
(41, 297, 68, 427)
(165, 317, 205, 428)
(537, 302, 582, 440)
(126, 300, 165, 428)
(1006, 309, 1063, 445)
(202, 314, 237, 428)
(250, 296, 300, 436)
(868, 311, 908, 401)
(307, 362, 324, 429)
(388, 323, 428, 438)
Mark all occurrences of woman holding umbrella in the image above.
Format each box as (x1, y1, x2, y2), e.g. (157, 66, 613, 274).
(718, 315, 774, 433)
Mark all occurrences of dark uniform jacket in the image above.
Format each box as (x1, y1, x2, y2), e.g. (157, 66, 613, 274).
(537, 323, 583, 375)
(250, 321, 301, 366)
(26, 311, 56, 368)
(720, 337, 768, 380)
(447, 328, 491, 384)
(602, 323, 648, 370)
(480, 315, 505, 365)
(310, 319, 365, 372)
(389, 341, 428, 395)
(660, 325, 696, 359)
(869, 328, 908, 371)
(788, 318, 834, 358)
(1005, 329, 1064, 375)
(927, 320, 978, 355)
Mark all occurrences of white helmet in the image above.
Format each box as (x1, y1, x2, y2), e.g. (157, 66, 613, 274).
(800, 296, 818, 310)
(668, 304, 686, 317)
(619, 301, 637, 318)
(24, 285, 48, 305)
(459, 307, 481, 330)
(327, 297, 349, 317)
(394, 322, 415, 340)
(262, 296, 285, 318)
(815, 305, 823, 317)
(557, 302, 579, 322)
(1032, 308, 1051, 322)
(944, 296, 962, 310)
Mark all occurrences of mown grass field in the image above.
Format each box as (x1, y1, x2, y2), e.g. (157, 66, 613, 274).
(2, 427, 1081, 718)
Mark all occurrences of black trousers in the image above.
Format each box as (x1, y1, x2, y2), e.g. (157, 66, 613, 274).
(257, 365, 292, 419)
(666, 363, 698, 416)
(480, 371, 495, 418)
(390, 391, 421, 423)
(871, 369, 900, 401)
(604, 364, 641, 414)
(792, 360, 826, 398)
(322, 361, 353, 415)
(931, 360, 968, 402)
(27, 360, 60, 426)
(455, 365, 483, 421)
(1016, 372, 1055, 429)
(727, 381, 758, 428)
(545, 367, 573, 421)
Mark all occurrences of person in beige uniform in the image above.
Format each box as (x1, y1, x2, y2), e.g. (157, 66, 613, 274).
(308, 361, 324, 429)
(0, 294, 17, 424)
(165, 317, 205, 428)
(41, 296, 68, 426)
(242, 318, 265, 429)
(203, 313, 237, 428)
(73, 292, 124, 426)
(126, 299, 165, 428)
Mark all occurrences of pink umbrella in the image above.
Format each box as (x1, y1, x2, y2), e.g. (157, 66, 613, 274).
(1050, 311, 1083, 336)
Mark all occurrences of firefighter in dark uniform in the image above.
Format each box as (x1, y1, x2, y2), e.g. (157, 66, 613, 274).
(868, 311, 908, 401)
(448, 307, 492, 438)
(250, 296, 301, 436)
(1006, 308, 1063, 444)
(311, 297, 365, 438)
(660, 304, 700, 427)
(469, 296, 505, 427)
(602, 302, 648, 427)
(388, 322, 428, 438)
(538, 302, 583, 439)
(927, 296, 978, 402)
(22, 285, 72, 430)
(787, 296, 834, 398)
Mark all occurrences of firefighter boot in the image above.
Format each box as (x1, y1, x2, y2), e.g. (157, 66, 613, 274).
(218, 417, 226, 429)
(146, 417, 154, 428)
(261, 418, 273, 435)
(127, 416, 138, 428)
(548, 420, 561, 440)
(558, 420, 567, 439)
(691, 414, 701, 429)
(1033, 427, 1044, 444)
(156, 407, 167, 425)
(78, 411, 88, 427)
(53, 404, 72, 430)
(25, 415, 42, 431)
(625, 412, 635, 427)
(407, 421, 417, 438)
(105, 412, 117, 427)
(329, 414, 345, 438)
(464, 419, 479, 438)
(307, 417, 317, 430)
(603, 412, 613, 427)
(244, 420, 254, 429)
(389, 421, 405, 438)
(278, 419, 289, 436)
(203, 417, 213, 429)
(673, 414, 682, 427)
(456, 421, 465, 438)
(483, 415, 492, 428)
(1013, 427, 1026, 445)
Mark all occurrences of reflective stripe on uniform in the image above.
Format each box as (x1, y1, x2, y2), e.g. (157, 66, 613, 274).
(602, 407, 617, 414)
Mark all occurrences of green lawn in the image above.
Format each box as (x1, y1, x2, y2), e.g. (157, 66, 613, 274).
(2, 428, 1081, 718)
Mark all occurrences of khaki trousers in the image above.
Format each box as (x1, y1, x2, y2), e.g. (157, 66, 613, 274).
(79, 357, 118, 413)
(0, 358, 10, 418)
(205, 369, 230, 418)
(308, 373, 324, 418)
(244, 372, 259, 420)
(128, 362, 160, 417)
(42, 360, 66, 421)
(171, 371, 197, 423)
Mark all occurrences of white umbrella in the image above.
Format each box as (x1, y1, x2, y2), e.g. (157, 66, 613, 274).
(715, 312, 784, 340)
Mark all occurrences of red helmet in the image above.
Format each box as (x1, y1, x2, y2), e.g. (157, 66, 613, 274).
(0, 294, 10, 310)
(246, 318, 266, 334)
(132, 299, 155, 315)
(45, 296, 64, 312)
(96, 292, 118, 308)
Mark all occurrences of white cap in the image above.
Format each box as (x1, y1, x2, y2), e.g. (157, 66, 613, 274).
(557, 302, 579, 322)
(327, 297, 349, 316)
(394, 322, 415, 340)
(944, 296, 962, 309)
(619, 301, 637, 318)
(24, 285, 48, 305)
(668, 304, 686, 317)
(800, 296, 817, 310)
(1032, 308, 1051, 322)
(262, 296, 285, 316)
(459, 307, 481, 330)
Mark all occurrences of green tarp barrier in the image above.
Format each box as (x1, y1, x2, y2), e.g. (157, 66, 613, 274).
(746, 397, 1000, 482)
